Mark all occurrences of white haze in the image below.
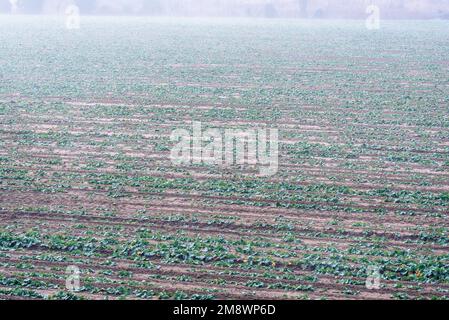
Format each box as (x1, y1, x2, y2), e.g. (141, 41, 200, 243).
(1, 0, 449, 19)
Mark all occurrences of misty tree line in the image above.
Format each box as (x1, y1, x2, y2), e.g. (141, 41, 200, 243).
(0, 0, 306, 16)
(0, 0, 149, 14)
(0, 0, 448, 18)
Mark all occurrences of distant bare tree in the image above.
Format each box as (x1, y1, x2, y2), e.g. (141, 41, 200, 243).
(264, 3, 278, 18)
(141, 0, 163, 15)
(298, 0, 308, 17)
(0, 0, 11, 13)
(75, 0, 96, 14)
(20, 0, 44, 13)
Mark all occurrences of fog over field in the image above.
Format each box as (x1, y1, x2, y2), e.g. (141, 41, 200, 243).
(1, 16, 448, 300)
(1, 0, 449, 19)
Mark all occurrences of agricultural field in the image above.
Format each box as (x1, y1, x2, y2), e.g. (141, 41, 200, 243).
(0, 16, 448, 300)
